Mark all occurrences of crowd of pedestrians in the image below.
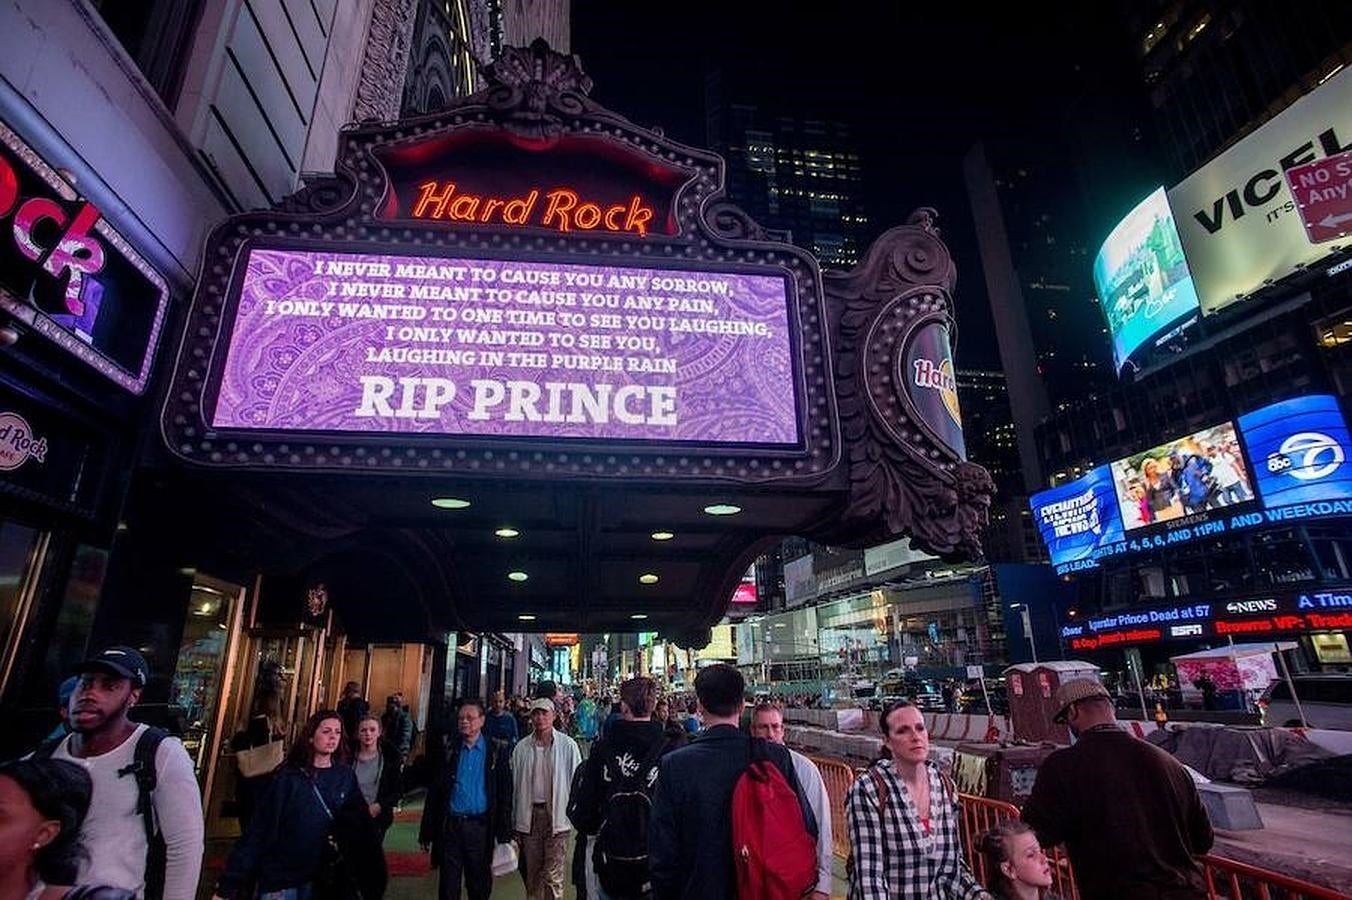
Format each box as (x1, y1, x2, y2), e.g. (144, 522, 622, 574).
(2, 645, 1221, 900)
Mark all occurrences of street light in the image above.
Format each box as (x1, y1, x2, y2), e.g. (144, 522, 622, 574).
(1010, 603, 1038, 664)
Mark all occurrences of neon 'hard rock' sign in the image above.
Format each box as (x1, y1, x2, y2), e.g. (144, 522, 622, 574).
(410, 182, 656, 236)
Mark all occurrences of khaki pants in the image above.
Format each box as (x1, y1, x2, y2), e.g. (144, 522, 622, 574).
(520, 803, 568, 900)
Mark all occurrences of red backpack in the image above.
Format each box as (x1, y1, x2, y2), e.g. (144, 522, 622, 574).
(731, 738, 818, 900)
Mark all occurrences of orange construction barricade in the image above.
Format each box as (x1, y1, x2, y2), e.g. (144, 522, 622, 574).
(808, 755, 855, 860)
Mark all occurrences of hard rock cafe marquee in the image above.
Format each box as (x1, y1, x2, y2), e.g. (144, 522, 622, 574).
(160, 42, 993, 638)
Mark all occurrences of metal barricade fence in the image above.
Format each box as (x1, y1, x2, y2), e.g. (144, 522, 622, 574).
(807, 755, 855, 860)
(808, 755, 1349, 900)
(954, 792, 1080, 900)
(1200, 855, 1352, 900)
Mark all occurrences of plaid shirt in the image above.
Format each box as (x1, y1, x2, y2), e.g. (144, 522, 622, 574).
(846, 758, 990, 900)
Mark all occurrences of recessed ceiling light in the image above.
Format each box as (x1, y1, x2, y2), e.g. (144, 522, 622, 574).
(630, 613, 649, 620)
(431, 497, 471, 509)
(518, 613, 537, 621)
(703, 503, 742, 516)
(507, 571, 529, 582)
(639, 573, 659, 585)
(651, 531, 675, 541)
(495, 527, 520, 538)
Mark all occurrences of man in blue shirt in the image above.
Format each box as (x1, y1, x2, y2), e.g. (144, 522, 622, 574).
(683, 701, 701, 735)
(485, 689, 519, 744)
(421, 699, 513, 900)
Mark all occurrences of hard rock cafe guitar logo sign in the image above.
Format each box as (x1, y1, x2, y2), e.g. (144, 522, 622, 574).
(0, 411, 48, 471)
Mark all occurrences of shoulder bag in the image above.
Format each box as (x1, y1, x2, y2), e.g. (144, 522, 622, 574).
(236, 739, 284, 779)
(308, 775, 363, 900)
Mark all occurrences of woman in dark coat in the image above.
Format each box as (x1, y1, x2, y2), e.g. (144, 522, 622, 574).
(214, 710, 386, 900)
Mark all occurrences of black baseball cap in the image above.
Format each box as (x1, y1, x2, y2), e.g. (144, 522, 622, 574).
(75, 646, 150, 688)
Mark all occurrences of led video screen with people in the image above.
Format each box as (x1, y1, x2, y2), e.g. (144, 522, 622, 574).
(1030, 394, 1352, 574)
(1110, 421, 1254, 531)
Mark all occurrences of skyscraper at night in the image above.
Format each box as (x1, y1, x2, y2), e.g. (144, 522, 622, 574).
(705, 74, 870, 269)
(1123, 0, 1352, 179)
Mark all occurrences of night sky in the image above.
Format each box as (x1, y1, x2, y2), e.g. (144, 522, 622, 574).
(571, 3, 1155, 369)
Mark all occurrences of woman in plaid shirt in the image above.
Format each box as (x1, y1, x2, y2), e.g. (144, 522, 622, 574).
(846, 701, 991, 899)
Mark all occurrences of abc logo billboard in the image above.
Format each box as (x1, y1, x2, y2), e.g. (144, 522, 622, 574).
(1238, 394, 1352, 508)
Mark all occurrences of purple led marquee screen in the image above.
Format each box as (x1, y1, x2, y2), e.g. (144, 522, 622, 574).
(210, 248, 800, 445)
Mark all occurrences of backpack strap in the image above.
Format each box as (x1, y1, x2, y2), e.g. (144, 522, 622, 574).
(935, 765, 959, 815)
(32, 734, 66, 759)
(118, 727, 168, 900)
(641, 732, 666, 768)
(747, 736, 788, 781)
(868, 764, 890, 819)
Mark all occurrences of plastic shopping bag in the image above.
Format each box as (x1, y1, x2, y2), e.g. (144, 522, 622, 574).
(492, 840, 519, 878)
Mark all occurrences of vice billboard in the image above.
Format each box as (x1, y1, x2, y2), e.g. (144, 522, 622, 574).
(1095, 68, 1351, 371)
(1030, 394, 1352, 574)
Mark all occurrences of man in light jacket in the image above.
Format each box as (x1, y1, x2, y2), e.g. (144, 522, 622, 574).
(751, 703, 832, 900)
(511, 697, 583, 900)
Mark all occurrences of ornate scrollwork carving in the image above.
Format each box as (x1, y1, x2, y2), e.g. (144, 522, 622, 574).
(352, 0, 417, 124)
(705, 200, 767, 242)
(823, 211, 993, 560)
(479, 38, 597, 139)
(276, 175, 356, 216)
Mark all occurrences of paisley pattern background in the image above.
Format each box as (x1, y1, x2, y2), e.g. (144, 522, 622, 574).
(211, 249, 799, 444)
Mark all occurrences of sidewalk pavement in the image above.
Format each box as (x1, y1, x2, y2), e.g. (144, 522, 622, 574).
(199, 796, 849, 899)
(378, 801, 852, 900)
(1212, 798, 1352, 894)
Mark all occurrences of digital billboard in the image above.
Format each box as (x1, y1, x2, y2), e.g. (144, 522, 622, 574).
(210, 248, 799, 445)
(1166, 66, 1352, 316)
(1029, 466, 1122, 574)
(1030, 394, 1352, 574)
(1109, 420, 1253, 531)
(1238, 394, 1352, 509)
(1093, 187, 1199, 370)
(1059, 592, 1352, 651)
(731, 582, 758, 605)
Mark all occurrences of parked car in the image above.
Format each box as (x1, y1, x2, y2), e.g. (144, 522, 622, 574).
(868, 694, 908, 711)
(909, 681, 946, 712)
(1260, 675, 1352, 730)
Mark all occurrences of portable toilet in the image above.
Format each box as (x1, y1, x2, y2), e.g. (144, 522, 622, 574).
(1003, 660, 1101, 744)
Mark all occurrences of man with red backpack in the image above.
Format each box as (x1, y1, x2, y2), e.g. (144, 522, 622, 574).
(648, 664, 818, 900)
